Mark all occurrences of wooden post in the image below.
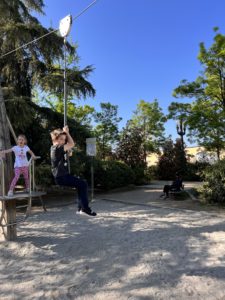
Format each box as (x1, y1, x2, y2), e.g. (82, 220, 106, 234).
(0, 85, 17, 240)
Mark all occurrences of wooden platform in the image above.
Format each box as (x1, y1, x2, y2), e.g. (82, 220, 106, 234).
(0, 191, 46, 201)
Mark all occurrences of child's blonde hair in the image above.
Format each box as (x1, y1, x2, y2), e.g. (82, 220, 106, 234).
(17, 134, 27, 144)
(50, 129, 67, 142)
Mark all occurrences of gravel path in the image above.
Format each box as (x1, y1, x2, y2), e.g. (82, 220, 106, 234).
(1, 196, 225, 300)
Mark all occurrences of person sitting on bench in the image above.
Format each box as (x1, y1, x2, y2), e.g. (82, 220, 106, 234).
(161, 173, 183, 199)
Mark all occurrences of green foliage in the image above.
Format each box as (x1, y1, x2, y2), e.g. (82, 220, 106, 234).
(157, 139, 176, 180)
(0, 0, 95, 140)
(35, 164, 53, 187)
(34, 89, 95, 127)
(94, 102, 122, 160)
(157, 141, 210, 182)
(168, 100, 225, 159)
(132, 165, 148, 185)
(117, 122, 152, 184)
(146, 165, 159, 180)
(116, 122, 146, 168)
(185, 162, 209, 181)
(132, 99, 166, 160)
(170, 29, 225, 157)
(200, 159, 225, 204)
(173, 139, 187, 174)
(84, 160, 135, 190)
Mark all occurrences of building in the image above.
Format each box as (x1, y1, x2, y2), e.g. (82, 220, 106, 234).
(147, 146, 225, 167)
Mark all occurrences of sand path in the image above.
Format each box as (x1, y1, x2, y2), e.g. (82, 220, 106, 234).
(1, 188, 225, 300)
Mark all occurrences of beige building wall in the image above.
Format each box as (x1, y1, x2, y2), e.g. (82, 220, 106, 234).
(147, 146, 225, 167)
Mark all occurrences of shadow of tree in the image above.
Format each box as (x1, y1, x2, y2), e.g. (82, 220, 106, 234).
(0, 199, 225, 300)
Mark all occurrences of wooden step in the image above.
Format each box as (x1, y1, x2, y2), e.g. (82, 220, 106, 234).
(0, 191, 46, 201)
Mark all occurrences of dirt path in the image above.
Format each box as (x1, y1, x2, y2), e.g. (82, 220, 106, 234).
(1, 189, 225, 300)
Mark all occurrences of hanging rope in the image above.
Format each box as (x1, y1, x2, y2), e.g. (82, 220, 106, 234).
(0, 0, 99, 59)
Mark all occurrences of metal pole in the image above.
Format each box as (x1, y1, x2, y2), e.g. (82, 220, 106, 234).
(29, 160, 32, 195)
(63, 38, 71, 172)
(91, 156, 94, 201)
(63, 38, 67, 127)
(32, 159, 35, 191)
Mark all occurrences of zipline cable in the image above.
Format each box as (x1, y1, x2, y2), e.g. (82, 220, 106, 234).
(0, 0, 98, 59)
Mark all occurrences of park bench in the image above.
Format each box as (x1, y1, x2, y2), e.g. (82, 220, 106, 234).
(169, 184, 185, 199)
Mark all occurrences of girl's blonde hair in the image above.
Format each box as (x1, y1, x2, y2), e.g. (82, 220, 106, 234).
(17, 134, 27, 144)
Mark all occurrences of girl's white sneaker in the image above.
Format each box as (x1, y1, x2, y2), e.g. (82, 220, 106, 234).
(7, 190, 14, 197)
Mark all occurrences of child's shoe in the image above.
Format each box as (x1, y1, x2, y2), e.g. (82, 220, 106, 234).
(80, 208, 97, 216)
(7, 190, 14, 197)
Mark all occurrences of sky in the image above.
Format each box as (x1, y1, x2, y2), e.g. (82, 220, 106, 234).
(36, 0, 225, 143)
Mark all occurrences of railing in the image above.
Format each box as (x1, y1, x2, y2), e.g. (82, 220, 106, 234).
(0, 156, 41, 197)
(28, 156, 41, 194)
(0, 156, 45, 236)
(0, 157, 5, 197)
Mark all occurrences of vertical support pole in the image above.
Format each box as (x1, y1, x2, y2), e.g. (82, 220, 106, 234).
(91, 156, 94, 201)
(63, 38, 67, 127)
(29, 160, 32, 194)
(63, 38, 71, 173)
(32, 159, 35, 191)
(0, 85, 16, 240)
(0, 158, 5, 196)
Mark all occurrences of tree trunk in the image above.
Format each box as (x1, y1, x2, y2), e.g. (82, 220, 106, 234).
(0, 85, 17, 240)
(216, 147, 221, 161)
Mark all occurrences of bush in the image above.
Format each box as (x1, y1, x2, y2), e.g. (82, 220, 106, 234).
(84, 160, 136, 190)
(35, 164, 54, 187)
(200, 159, 225, 204)
(184, 162, 209, 181)
(145, 166, 157, 180)
(34, 156, 149, 191)
(132, 165, 149, 185)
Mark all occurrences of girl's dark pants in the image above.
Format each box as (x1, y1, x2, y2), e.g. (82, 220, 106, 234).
(55, 174, 89, 210)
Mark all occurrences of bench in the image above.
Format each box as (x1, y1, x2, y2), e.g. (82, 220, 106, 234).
(169, 185, 185, 199)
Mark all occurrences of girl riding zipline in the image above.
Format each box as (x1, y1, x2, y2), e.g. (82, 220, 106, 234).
(50, 126, 97, 216)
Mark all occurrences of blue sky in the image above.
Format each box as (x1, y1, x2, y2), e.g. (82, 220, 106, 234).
(37, 0, 225, 143)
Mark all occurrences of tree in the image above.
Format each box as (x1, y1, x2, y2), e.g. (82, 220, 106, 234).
(94, 102, 122, 160)
(173, 138, 187, 174)
(173, 28, 225, 111)
(132, 99, 166, 162)
(169, 28, 225, 158)
(0, 1, 95, 133)
(116, 121, 145, 168)
(157, 139, 176, 180)
(34, 90, 95, 127)
(116, 121, 147, 184)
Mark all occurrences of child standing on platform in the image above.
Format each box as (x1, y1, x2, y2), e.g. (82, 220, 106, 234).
(0, 134, 37, 197)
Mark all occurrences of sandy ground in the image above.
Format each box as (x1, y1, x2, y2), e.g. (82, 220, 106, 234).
(1, 186, 225, 300)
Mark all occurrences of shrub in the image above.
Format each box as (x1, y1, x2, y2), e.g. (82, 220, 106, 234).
(34, 156, 149, 191)
(184, 162, 209, 181)
(132, 164, 148, 185)
(35, 164, 54, 187)
(200, 159, 225, 204)
(84, 160, 136, 190)
(146, 165, 159, 180)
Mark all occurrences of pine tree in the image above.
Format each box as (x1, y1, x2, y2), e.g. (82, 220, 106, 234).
(0, 0, 95, 132)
